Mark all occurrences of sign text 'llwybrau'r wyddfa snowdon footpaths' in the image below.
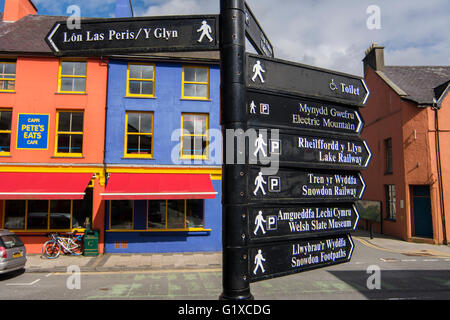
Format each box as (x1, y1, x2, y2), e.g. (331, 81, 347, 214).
(46, 15, 219, 56)
(249, 234, 354, 282)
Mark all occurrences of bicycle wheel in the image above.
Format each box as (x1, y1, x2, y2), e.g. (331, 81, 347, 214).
(42, 240, 61, 259)
(69, 240, 83, 256)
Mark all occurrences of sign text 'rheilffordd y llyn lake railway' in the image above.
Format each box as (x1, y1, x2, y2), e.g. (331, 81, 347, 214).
(46, 15, 219, 56)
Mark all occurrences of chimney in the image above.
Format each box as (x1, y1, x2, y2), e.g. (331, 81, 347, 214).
(3, 0, 37, 22)
(363, 42, 385, 73)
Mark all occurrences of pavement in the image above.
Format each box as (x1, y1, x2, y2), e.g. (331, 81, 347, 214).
(24, 229, 450, 273)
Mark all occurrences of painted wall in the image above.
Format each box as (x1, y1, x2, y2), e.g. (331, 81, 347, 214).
(105, 59, 221, 166)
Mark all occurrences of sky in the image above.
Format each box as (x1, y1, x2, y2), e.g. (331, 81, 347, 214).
(1, 0, 449, 76)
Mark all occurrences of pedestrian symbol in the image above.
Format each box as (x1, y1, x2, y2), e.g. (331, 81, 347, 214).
(253, 249, 266, 275)
(251, 60, 265, 83)
(254, 211, 267, 235)
(249, 101, 257, 114)
(253, 171, 267, 196)
(197, 20, 214, 43)
(253, 133, 267, 157)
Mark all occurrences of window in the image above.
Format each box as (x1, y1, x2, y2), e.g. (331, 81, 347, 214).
(124, 112, 153, 158)
(182, 66, 209, 100)
(55, 111, 84, 156)
(147, 199, 205, 230)
(385, 184, 396, 220)
(0, 62, 16, 92)
(385, 138, 393, 174)
(126, 63, 155, 97)
(58, 60, 87, 93)
(109, 200, 133, 230)
(0, 109, 12, 155)
(2, 189, 93, 231)
(181, 113, 208, 159)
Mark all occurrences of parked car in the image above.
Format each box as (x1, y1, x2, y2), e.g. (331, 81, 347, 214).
(0, 229, 27, 275)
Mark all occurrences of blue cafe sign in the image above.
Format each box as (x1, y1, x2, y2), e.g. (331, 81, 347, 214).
(16, 114, 50, 150)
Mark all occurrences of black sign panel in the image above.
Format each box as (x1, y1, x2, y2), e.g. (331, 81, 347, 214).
(244, 2, 274, 58)
(247, 90, 364, 135)
(248, 204, 359, 242)
(46, 15, 219, 56)
(249, 234, 354, 282)
(246, 54, 369, 107)
(249, 129, 372, 170)
(248, 167, 366, 203)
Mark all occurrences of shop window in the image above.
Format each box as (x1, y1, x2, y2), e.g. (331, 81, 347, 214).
(0, 62, 16, 92)
(2, 189, 93, 231)
(181, 113, 209, 159)
(0, 109, 12, 155)
(385, 184, 396, 221)
(147, 199, 205, 231)
(126, 63, 155, 97)
(124, 111, 153, 158)
(58, 60, 87, 93)
(182, 66, 209, 100)
(385, 138, 393, 174)
(55, 111, 84, 156)
(110, 200, 134, 230)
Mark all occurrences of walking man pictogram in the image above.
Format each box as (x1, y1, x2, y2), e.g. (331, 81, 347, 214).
(197, 20, 213, 43)
(252, 60, 265, 83)
(253, 171, 267, 196)
(253, 249, 266, 275)
(249, 101, 257, 114)
(253, 133, 267, 157)
(254, 211, 267, 235)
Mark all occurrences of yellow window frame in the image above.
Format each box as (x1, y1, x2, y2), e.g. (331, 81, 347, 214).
(0, 108, 12, 156)
(124, 111, 154, 158)
(0, 62, 16, 93)
(181, 65, 210, 100)
(108, 200, 135, 231)
(180, 113, 209, 160)
(54, 110, 84, 157)
(126, 63, 156, 98)
(57, 59, 87, 94)
(146, 199, 206, 232)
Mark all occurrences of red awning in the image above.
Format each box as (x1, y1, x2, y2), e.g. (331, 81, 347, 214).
(101, 173, 217, 200)
(0, 172, 93, 200)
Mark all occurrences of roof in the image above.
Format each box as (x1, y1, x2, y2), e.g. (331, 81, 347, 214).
(381, 66, 450, 105)
(0, 14, 220, 62)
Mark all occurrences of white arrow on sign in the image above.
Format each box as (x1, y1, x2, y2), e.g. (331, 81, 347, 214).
(47, 23, 61, 53)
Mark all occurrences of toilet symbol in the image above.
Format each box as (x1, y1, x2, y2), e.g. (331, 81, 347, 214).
(253, 249, 266, 275)
(252, 60, 265, 83)
(197, 20, 213, 43)
(253, 171, 267, 196)
(254, 211, 267, 235)
(253, 133, 267, 157)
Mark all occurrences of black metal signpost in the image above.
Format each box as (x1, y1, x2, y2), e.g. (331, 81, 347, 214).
(220, 0, 370, 300)
(46, 15, 219, 56)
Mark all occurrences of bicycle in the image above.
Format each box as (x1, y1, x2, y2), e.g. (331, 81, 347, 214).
(42, 232, 83, 259)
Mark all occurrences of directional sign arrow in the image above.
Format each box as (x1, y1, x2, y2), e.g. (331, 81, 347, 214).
(46, 15, 219, 56)
(249, 234, 354, 282)
(247, 90, 364, 135)
(249, 167, 366, 203)
(246, 54, 370, 107)
(249, 204, 360, 242)
(249, 129, 372, 170)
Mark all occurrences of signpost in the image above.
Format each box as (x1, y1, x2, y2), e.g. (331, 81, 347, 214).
(220, 0, 370, 300)
(46, 15, 219, 56)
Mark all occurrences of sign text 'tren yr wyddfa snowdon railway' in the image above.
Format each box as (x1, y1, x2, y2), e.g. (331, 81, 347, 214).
(247, 54, 370, 107)
(46, 15, 219, 56)
(249, 234, 354, 282)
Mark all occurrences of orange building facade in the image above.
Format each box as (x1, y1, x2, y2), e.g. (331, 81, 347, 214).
(360, 44, 450, 244)
(0, 1, 108, 253)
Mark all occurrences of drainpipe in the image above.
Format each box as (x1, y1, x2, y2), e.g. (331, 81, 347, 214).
(432, 99, 447, 245)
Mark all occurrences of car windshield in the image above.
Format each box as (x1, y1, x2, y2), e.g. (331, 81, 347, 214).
(0, 235, 24, 249)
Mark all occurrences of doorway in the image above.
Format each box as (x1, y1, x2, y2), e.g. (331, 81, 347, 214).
(411, 185, 433, 238)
